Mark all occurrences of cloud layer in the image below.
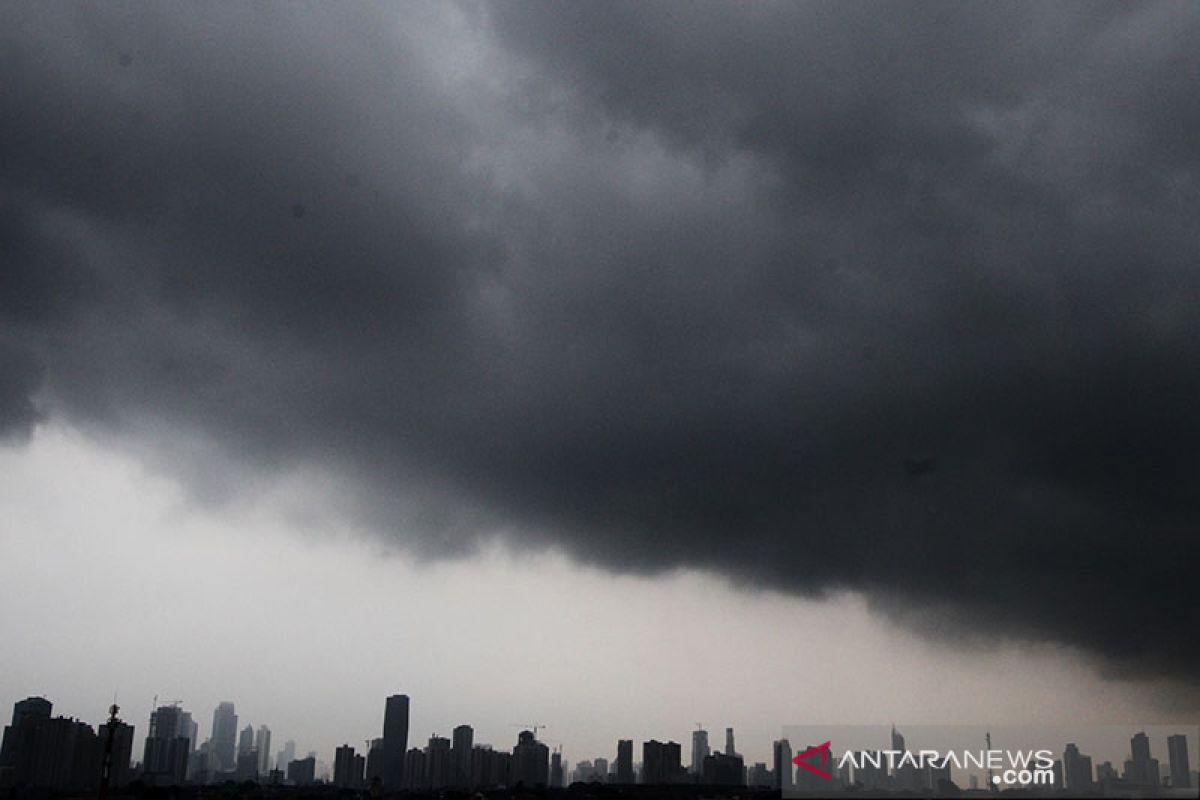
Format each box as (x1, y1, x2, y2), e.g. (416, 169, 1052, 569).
(2, 2, 1198, 680)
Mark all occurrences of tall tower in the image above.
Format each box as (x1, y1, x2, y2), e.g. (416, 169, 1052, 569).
(255, 726, 272, 775)
(616, 740, 634, 783)
(382, 694, 409, 788)
(1167, 734, 1191, 789)
(691, 728, 709, 775)
(210, 703, 238, 774)
(451, 725, 473, 788)
(725, 727, 736, 757)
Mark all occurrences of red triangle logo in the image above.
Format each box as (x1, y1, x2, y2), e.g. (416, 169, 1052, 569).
(792, 741, 833, 780)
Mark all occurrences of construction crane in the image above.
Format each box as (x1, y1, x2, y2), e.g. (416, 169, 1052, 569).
(511, 723, 547, 739)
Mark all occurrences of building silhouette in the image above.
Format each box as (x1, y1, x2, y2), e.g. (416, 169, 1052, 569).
(365, 737, 384, 784)
(615, 739, 634, 783)
(702, 751, 744, 786)
(451, 724, 473, 788)
(209, 702, 238, 775)
(642, 740, 682, 784)
(334, 744, 363, 788)
(286, 756, 315, 786)
(690, 728, 709, 775)
(142, 704, 190, 786)
(1167, 733, 1191, 789)
(550, 749, 563, 787)
(426, 735, 451, 788)
(724, 728, 736, 757)
(254, 725, 271, 776)
(511, 730, 549, 787)
(382, 694, 409, 788)
(1063, 742, 1093, 791)
(402, 747, 426, 790)
(97, 717, 135, 789)
(772, 739, 792, 791)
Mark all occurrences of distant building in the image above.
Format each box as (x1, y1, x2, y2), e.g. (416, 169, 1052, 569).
(365, 738, 385, 784)
(594, 757, 609, 781)
(1, 697, 54, 789)
(451, 725, 473, 788)
(237, 725, 254, 760)
(382, 694, 409, 789)
(471, 745, 508, 789)
(98, 718, 135, 788)
(702, 752, 744, 785)
(550, 750, 563, 787)
(210, 703, 238, 775)
(427, 735, 451, 789)
(276, 739, 296, 773)
(691, 729, 709, 775)
(511, 730, 549, 787)
(142, 705, 190, 785)
(615, 740, 634, 783)
(334, 744, 362, 788)
(725, 728, 736, 757)
(286, 756, 315, 786)
(235, 747, 259, 782)
(402, 747, 426, 790)
(252, 726, 270, 776)
(773, 739, 792, 791)
(642, 740, 683, 784)
(1063, 743, 1094, 791)
(1168, 734, 1191, 789)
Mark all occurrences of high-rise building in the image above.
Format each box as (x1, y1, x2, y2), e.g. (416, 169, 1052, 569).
(382, 695, 409, 788)
(703, 752, 744, 785)
(615, 740, 634, 783)
(402, 747, 427, 790)
(1167, 734, 1191, 789)
(98, 717, 135, 789)
(0, 697, 54, 789)
(365, 738, 384, 784)
(427, 735, 451, 789)
(334, 744, 362, 788)
(178, 712, 197, 753)
(254, 726, 271, 776)
(594, 757, 608, 782)
(1128, 731, 1159, 786)
(773, 739, 792, 791)
(210, 703, 238, 775)
(725, 728, 736, 757)
(286, 756, 315, 786)
(237, 725, 254, 760)
(550, 750, 563, 787)
(451, 725, 473, 788)
(142, 705, 190, 786)
(642, 740, 682, 784)
(691, 728, 709, 775)
(1063, 743, 1093, 791)
(511, 730, 549, 787)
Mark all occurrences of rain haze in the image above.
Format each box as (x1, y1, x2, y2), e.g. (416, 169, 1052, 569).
(1, 0, 1198, 778)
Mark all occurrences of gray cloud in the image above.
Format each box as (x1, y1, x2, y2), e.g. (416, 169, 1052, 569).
(2, 2, 1198, 680)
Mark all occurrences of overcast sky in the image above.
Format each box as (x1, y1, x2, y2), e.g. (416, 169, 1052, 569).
(1, 0, 1198, 769)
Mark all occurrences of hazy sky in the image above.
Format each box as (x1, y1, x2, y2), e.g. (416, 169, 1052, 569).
(1, 0, 1198, 770)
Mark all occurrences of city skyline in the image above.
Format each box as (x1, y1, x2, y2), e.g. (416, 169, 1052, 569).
(3, 692, 1196, 795)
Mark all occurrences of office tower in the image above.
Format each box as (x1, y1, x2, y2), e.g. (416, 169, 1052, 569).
(616, 740, 634, 783)
(856, 751, 885, 790)
(97, 718, 135, 789)
(403, 747, 427, 790)
(891, 726, 919, 791)
(594, 757, 608, 781)
(365, 738, 384, 784)
(178, 712, 197, 753)
(691, 728, 709, 775)
(725, 728, 736, 757)
(1168, 734, 1191, 789)
(451, 725, 473, 788)
(427, 735, 451, 789)
(210, 703, 237, 774)
(703, 752, 744, 785)
(511, 730, 549, 787)
(748, 762, 771, 787)
(1128, 731, 1157, 786)
(1, 697, 54, 789)
(143, 705, 190, 785)
(286, 756, 315, 786)
(254, 726, 271, 775)
(773, 739, 792, 791)
(1063, 743, 1093, 791)
(550, 750, 563, 787)
(382, 694, 409, 788)
(237, 725, 254, 759)
(642, 740, 682, 784)
(334, 744, 362, 788)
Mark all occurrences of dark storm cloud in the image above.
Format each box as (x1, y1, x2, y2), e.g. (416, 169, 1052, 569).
(2, 2, 1198, 679)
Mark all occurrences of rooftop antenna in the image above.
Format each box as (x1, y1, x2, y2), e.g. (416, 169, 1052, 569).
(98, 702, 122, 800)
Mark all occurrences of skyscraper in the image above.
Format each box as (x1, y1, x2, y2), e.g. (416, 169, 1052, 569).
(511, 730, 549, 787)
(382, 694, 409, 788)
(1167, 734, 1191, 789)
(334, 744, 362, 788)
(616, 740, 634, 783)
(773, 739, 792, 791)
(237, 725, 254, 760)
(691, 728, 709, 775)
(725, 728, 736, 757)
(642, 740, 682, 784)
(550, 750, 563, 788)
(451, 725, 473, 788)
(1063, 743, 1093, 791)
(427, 735, 451, 789)
(210, 703, 237, 774)
(142, 705, 189, 786)
(255, 725, 271, 775)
